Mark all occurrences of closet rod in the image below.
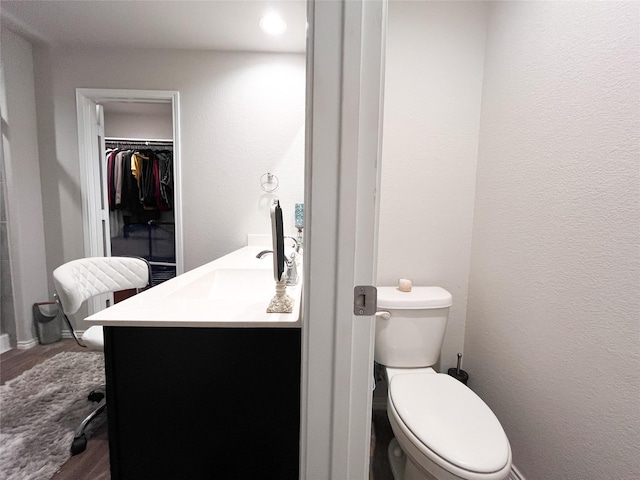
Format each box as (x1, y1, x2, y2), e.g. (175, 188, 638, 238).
(105, 137, 173, 147)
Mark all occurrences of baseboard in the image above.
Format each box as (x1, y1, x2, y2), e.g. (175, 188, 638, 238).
(61, 329, 74, 339)
(11, 330, 83, 350)
(15, 328, 78, 348)
(510, 464, 526, 480)
(0, 333, 11, 354)
(17, 338, 38, 350)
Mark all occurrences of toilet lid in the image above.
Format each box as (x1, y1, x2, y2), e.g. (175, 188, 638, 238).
(390, 373, 510, 473)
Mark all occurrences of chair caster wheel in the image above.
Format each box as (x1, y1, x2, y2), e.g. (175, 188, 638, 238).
(88, 391, 104, 402)
(71, 434, 87, 455)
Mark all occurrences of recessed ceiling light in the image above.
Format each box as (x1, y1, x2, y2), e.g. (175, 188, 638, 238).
(260, 13, 287, 36)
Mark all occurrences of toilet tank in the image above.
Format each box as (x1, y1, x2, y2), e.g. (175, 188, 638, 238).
(375, 286, 452, 368)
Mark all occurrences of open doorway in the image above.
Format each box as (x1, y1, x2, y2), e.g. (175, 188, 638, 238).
(76, 88, 182, 315)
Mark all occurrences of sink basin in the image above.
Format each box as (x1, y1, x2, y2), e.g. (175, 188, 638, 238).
(168, 266, 274, 301)
(208, 268, 274, 300)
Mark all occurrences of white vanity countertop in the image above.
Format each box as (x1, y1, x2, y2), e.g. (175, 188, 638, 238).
(85, 246, 303, 328)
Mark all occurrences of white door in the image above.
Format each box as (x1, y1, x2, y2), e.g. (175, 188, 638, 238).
(76, 96, 112, 313)
(301, 1, 386, 478)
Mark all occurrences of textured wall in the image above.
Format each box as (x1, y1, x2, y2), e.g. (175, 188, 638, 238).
(0, 28, 49, 346)
(31, 46, 305, 295)
(104, 110, 174, 140)
(465, 2, 639, 479)
(378, 1, 489, 368)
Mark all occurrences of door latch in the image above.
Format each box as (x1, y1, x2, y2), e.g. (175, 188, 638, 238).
(354, 285, 377, 316)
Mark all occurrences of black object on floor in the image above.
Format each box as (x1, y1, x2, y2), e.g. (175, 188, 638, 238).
(447, 352, 469, 385)
(371, 410, 394, 480)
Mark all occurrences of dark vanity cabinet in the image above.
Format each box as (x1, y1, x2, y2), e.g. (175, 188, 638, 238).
(104, 326, 301, 480)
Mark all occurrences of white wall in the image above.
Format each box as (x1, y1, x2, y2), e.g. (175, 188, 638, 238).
(0, 27, 49, 347)
(32, 46, 305, 296)
(465, 2, 639, 479)
(378, 1, 489, 368)
(104, 111, 173, 139)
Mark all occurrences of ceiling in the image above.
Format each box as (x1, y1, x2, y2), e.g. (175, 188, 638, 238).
(0, 0, 307, 53)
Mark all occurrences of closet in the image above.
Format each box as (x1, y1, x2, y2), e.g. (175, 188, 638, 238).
(76, 90, 182, 315)
(104, 137, 176, 286)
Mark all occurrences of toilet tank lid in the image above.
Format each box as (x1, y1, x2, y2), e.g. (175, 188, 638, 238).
(377, 286, 452, 309)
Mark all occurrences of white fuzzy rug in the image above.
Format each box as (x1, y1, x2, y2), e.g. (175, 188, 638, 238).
(0, 351, 105, 480)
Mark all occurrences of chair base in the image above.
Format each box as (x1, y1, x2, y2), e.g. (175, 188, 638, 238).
(70, 396, 106, 455)
(71, 434, 88, 456)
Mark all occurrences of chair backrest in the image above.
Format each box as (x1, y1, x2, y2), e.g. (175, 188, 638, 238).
(53, 256, 150, 315)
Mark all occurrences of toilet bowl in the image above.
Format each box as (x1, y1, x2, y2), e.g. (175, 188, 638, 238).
(385, 367, 511, 480)
(375, 286, 512, 480)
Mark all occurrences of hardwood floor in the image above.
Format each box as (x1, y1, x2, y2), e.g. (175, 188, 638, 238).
(2, 340, 395, 480)
(0, 339, 85, 385)
(1, 340, 111, 480)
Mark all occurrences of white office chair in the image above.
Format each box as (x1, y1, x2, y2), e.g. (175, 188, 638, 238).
(53, 256, 151, 455)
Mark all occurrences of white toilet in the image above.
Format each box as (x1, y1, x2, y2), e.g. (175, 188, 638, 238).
(375, 286, 512, 480)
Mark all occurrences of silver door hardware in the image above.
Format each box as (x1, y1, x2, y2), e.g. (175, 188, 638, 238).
(354, 285, 377, 316)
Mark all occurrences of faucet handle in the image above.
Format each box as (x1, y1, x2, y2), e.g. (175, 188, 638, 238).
(284, 236, 301, 252)
(285, 254, 299, 285)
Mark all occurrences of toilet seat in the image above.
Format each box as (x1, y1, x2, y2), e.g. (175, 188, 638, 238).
(388, 372, 511, 479)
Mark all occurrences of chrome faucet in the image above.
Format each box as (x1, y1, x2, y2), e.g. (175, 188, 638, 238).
(284, 251, 298, 286)
(256, 246, 299, 286)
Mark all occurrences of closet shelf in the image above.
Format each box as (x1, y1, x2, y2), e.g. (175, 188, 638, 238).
(105, 137, 173, 148)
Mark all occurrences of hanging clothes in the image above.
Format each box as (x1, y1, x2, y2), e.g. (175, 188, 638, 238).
(157, 151, 173, 209)
(121, 151, 140, 212)
(105, 145, 174, 216)
(105, 139, 176, 287)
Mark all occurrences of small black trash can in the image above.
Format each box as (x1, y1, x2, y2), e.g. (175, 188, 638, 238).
(33, 302, 62, 344)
